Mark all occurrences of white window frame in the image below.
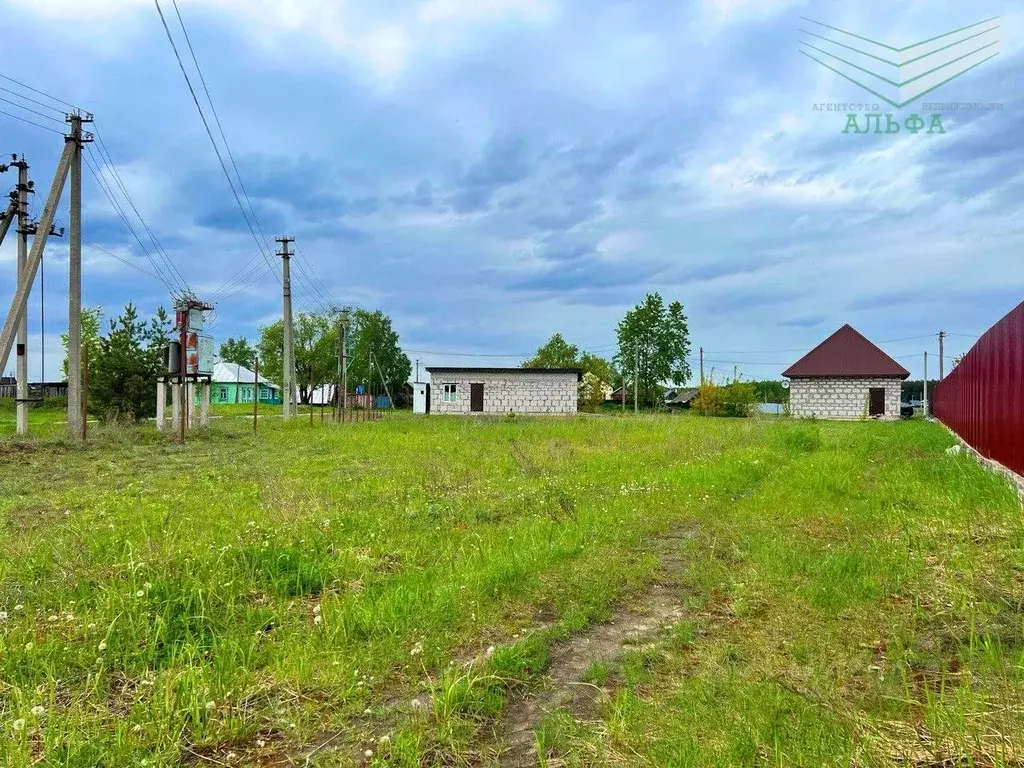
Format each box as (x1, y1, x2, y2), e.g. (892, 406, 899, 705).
(443, 383, 459, 403)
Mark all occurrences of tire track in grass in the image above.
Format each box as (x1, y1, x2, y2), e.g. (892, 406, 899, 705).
(484, 529, 694, 767)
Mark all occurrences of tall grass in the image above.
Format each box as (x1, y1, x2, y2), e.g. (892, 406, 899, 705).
(0, 413, 1020, 766)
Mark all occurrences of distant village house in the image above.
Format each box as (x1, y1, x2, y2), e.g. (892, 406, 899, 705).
(424, 367, 581, 415)
(783, 325, 909, 420)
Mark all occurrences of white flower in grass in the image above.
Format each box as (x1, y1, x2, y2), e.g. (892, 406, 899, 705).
(47, 615, 58, 622)
(0, 611, 7, 621)
(98, 640, 108, 651)
(410, 641, 424, 657)
(14, 604, 23, 612)
(313, 614, 322, 626)
(132, 724, 143, 733)
(136, 590, 144, 598)
(12, 719, 26, 731)
(30, 706, 45, 717)
(364, 749, 373, 758)
(313, 604, 322, 615)
(87, 623, 96, 631)
(205, 701, 216, 711)
(256, 739, 266, 748)
(24, 642, 33, 652)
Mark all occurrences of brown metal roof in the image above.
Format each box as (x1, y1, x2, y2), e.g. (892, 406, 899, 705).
(783, 325, 911, 379)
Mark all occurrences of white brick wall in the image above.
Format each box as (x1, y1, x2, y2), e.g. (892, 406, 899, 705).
(429, 371, 578, 415)
(789, 377, 903, 420)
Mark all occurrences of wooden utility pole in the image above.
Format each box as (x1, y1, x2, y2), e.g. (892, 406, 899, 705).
(634, 347, 639, 414)
(341, 312, 349, 423)
(253, 357, 259, 434)
(938, 331, 945, 381)
(81, 344, 89, 442)
(277, 236, 296, 420)
(699, 347, 705, 386)
(67, 113, 92, 439)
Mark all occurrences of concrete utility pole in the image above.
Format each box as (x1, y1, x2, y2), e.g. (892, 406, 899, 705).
(938, 331, 946, 381)
(923, 350, 929, 417)
(0, 138, 75, 378)
(67, 114, 92, 439)
(277, 236, 296, 419)
(342, 321, 350, 423)
(341, 311, 349, 422)
(13, 157, 30, 436)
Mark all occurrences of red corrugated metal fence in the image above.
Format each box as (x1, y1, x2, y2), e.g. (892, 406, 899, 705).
(932, 301, 1024, 476)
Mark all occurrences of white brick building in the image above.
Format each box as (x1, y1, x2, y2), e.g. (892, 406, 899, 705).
(783, 325, 910, 420)
(426, 367, 581, 415)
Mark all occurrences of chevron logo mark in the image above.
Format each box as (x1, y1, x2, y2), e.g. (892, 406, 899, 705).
(799, 17, 1001, 109)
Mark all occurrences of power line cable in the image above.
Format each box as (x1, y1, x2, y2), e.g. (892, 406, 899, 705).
(84, 241, 167, 283)
(214, 263, 272, 304)
(153, 0, 280, 283)
(210, 259, 271, 303)
(208, 252, 268, 300)
(0, 108, 64, 135)
(0, 73, 81, 112)
(293, 245, 337, 311)
(82, 151, 182, 295)
(169, 0, 271, 248)
(0, 85, 66, 116)
(88, 134, 191, 293)
(0, 95, 67, 125)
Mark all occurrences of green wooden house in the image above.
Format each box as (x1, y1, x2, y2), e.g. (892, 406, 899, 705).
(209, 362, 282, 405)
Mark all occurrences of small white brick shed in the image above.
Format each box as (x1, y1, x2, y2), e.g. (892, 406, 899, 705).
(425, 367, 581, 415)
(783, 325, 910, 420)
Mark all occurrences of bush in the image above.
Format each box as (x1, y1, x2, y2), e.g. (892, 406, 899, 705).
(697, 374, 756, 417)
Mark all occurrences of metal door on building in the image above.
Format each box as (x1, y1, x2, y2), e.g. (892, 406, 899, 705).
(470, 383, 484, 412)
(869, 388, 885, 416)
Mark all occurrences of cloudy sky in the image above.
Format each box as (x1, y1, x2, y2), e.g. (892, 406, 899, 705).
(1, 0, 1022, 382)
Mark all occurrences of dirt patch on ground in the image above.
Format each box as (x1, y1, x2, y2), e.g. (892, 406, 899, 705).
(483, 527, 694, 767)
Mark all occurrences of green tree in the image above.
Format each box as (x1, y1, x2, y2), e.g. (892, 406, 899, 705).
(257, 310, 343, 405)
(523, 333, 580, 368)
(751, 380, 790, 403)
(61, 307, 104, 380)
(218, 337, 256, 368)
(80, 303, 171, 421)
(348, 309, 411, 403)
(615, 293, 691, 408)
(524, 335, 616, 409)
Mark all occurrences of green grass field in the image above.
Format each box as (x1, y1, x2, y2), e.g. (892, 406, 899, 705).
(0, 409, 1021, 767)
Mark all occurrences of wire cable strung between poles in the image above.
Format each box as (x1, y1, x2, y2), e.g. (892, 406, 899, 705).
(0, 72, 82, 112)
(88, 130, 192, 293)
(0, 86, 68, 116)
(82, 151, 183, 296)
(211, 262, 272, 304)
(153, 0, 281, 283)
(207, 253, 269, 302)
(0, 108, 64, 135)
(0, 95, 68, 125)
(84, 241, 169, 284)
(293, 244, 338, 312)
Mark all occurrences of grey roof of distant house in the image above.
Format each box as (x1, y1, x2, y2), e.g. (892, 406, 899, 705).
(212, 362, 279, 389)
